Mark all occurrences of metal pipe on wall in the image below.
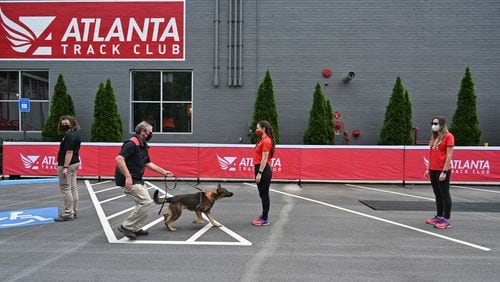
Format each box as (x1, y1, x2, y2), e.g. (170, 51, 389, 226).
(214, 0, 219, 87)
(233, 0, 237, 86)
(227, 0, 232, 86)
(238, 0, 243, 86)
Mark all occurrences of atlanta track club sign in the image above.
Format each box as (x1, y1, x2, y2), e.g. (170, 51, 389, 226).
(0, 0, 185, 60)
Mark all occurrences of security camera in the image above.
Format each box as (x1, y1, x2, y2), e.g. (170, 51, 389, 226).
(343, 72, 355, 83)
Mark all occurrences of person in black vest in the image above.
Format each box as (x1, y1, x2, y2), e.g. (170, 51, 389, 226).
(115, 121, 173, 239)
(55, 115, 81, 222)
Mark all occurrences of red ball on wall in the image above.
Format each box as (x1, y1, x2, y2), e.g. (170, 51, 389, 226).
(352, 129, 361, 139)
(322, 68, 332, 78)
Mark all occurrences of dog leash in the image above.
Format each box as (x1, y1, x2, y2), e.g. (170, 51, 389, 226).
(158, 177, 204, 214)
(158, 175, 178, 215)
(185, 182, 204, 192)
(163, 175, 178, 191)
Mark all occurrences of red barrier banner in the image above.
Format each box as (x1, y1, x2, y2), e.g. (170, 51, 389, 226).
(300, 147, 404, 180)
(3, 143, 500, 183)
(404, 147, 500, 182)
(0, 0, 185, 60)
(93, 144, 198, 178)
(145, 145, 198, 178)
(2, 143, 99, 176)
(198, 146, 300, 180)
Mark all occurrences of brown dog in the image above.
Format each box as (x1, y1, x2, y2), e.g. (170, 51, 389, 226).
(153, 184, 233, 232)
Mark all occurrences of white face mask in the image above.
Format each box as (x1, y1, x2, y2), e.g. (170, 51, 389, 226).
(432, 124, 440, 132)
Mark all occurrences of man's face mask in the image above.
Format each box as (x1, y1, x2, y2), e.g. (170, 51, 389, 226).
(144, 130, 153, 141)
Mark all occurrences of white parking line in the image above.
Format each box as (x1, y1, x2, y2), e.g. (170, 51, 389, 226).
(92, 180, 113, 186)
(85, 180, 117, 242)
(244, 183, 491, 252)
(94, 186, 121, 194)
(346, 184, 434, 201)
(452, 185, 500, 194)
(99, 195, 125, 204)
(107, 207, 135, 220)
(87, 180, 251, 246)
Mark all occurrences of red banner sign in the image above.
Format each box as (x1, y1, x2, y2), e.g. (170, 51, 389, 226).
(0, 1, 185, 60)
(3, 143, 500, 183)
(198, 146, 301, 180)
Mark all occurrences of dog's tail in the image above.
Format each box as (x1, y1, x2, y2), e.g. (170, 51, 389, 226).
(153, 189, 173, 204)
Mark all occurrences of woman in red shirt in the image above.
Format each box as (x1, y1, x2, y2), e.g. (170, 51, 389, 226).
(251, 120, 276, 226)
(424, 116, 454, 229)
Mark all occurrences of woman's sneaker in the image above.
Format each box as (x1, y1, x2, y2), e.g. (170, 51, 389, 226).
(251, 216, 270, 226)
(434, 218, 452, 229)
(425, 216, 441, 225)
(54, 215, 74, 222)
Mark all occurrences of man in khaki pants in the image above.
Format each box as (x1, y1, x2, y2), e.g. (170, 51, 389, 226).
(115, 121, 173, 240)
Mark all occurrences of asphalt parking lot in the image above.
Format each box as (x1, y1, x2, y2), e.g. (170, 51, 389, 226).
(1, 179, 499, 281)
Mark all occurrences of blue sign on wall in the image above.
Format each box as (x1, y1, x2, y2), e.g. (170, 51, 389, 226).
(19, 98, 30, 112)
(0, 207, 58, 229)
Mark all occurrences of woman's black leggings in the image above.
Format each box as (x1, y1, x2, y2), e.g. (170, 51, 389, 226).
(254, 164, 272, 220)
(429, 170, 452, 219)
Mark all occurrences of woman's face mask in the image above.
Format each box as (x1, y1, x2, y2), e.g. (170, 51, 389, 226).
(61, 124, 70, 131)
(255, 129, 263, 137)
(431, 122, 440, 132)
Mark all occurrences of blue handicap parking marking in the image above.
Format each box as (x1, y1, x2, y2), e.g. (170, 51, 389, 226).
(0, 207, 58, 229)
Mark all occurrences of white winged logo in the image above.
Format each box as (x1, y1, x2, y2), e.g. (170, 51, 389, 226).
(423, 156, 429, 168)
(20, 154, 39, 169)
(217, 155, 237, 171)
(0, 8, 55, 55)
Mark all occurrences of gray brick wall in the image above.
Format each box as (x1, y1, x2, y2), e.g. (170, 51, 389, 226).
(1, 0, 499, 145)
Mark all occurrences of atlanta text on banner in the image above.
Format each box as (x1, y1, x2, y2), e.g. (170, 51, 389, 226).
(0, 1, 185, 60)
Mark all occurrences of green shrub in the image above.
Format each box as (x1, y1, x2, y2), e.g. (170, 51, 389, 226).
(41, 74, 76, 141)
(250, 70, 279, 144)
(304, 83, 330, 144)
(450, 67, 481, 145)
(379, 77, 413, 145)
(91, 79, 123, 142)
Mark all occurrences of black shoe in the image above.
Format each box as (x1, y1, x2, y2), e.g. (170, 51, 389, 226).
(74, 212, 77, 219)
(118, 225, 137, 240)
(54, 215, 74, 222)
(134, 229, 149, 236)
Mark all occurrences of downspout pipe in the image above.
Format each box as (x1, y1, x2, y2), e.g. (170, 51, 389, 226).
(227, 0, 233, 86)
(213, 0, 219, 87)
(238, 0, 243, 86)
(233, 0, 237, 86)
